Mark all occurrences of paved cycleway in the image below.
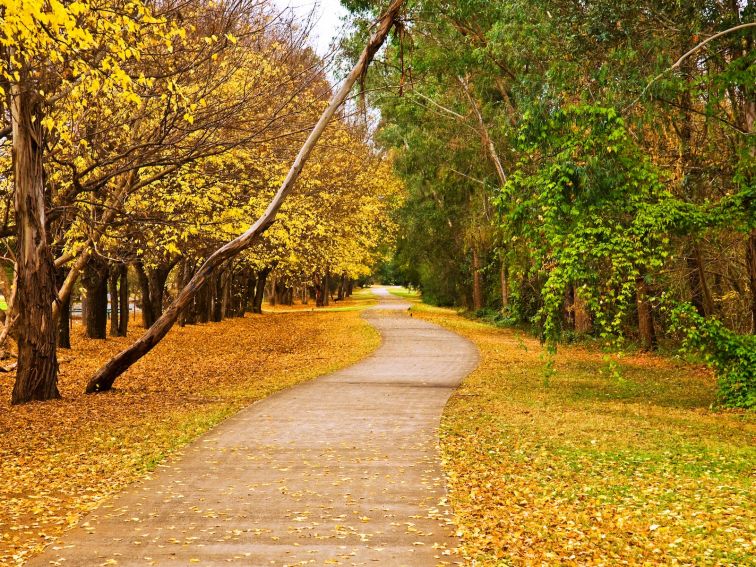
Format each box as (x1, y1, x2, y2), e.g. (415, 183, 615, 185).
(30, 287, 478, 566)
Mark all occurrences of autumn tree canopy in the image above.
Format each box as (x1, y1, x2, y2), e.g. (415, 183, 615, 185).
(0, 0, 404, 403)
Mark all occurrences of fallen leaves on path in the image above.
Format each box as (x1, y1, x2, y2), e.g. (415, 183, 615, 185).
(0, 308, 379, 565)
(414, 304, 755, 566)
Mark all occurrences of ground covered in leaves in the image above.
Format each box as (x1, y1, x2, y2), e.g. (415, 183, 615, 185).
(410, 301, 754, 566)
(0, 295, 379, 565)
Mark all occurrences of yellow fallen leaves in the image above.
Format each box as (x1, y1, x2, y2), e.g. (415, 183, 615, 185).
(0, 306, 379, 565)
(413, 303, 755, 566)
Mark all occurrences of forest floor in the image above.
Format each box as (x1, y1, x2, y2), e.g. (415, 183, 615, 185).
(0, 289, 380, 566)
(400, 292, 755, 565)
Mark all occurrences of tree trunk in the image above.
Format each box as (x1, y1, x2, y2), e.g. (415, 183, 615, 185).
(314, 277, 324, 308)
(11, 78, 60, 403)
(135, 261, 155, 329)
(500, 259, 509, 313)
(252, 268, 270, 314)
(206, 274, 216, 322)
(748, 229, 756, 334)
(565, 285, 576, 330)
(636, 276, 657, 351)
(82, 255, 109, 339)
(472, 247, 484, 311)
(85, 0, 406, 394)
(56, 268, 72, 350)
(109, 266, 119, 337)
(118, 264, 129, 336)
(243, 274, 257, 314)
(178, 260, 196, 326)
(197, 281, 210, 323)
(147, 265, 171, 321)
(325, 272, 331, 306)
(213, 272, 225, 322)
(686, 244, 714, 317)
(573, 288, 592, 335)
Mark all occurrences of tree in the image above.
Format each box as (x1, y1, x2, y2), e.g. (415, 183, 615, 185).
(2, 0, 180, 403)
(85, 0, 406, 393)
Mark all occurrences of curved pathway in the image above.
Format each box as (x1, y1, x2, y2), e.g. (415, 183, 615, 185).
(30, 288, 478, 566)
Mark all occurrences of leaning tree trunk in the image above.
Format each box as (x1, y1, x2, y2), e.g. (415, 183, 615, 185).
(118, 264, 129, 336)
(86, 0, 406, 394)
(10, 76, 60, 404)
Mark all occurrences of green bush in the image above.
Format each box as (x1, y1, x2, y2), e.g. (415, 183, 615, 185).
(672, 304, 755, 409)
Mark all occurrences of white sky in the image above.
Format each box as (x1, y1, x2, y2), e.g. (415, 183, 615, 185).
(277, 0, 350, 57)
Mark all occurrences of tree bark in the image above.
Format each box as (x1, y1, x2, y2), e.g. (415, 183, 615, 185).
(315, 276, 325, 307)
(206, 274, 216, 322)
(269, 274, 278, 307)
(135, 261, 155, 329)
(472, 247, 484, 311)
(81, 255, 109, 339)
(565, 286, 576, 330)
(196, 281, 210, 323)
(86, 0, 406, 393)
(147, 265, 171, 321)
(636, 276, 657, 351)
(56, 268, 72, 350)
(686, 244, 714, 317)
(573, 288, 592, 335)
(243, 274, 257, 314)
(252, 268, 270, 314)
(118, 264, 129, 336)
(11, 77, 60, 403)
(748, 229, 756, 334)
(109, 266, 119, 337)
(500, 259, 509, 313)
(179, 260, 197, 325)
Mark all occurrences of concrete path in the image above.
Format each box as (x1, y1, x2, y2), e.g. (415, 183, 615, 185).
(30, 288, 478, 566)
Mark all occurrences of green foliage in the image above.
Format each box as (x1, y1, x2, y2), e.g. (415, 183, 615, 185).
(497, 105, 674, 343)
(672, 304, 756, 409)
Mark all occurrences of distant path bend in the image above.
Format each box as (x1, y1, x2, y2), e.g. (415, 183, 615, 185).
(30, 287, 479, 566)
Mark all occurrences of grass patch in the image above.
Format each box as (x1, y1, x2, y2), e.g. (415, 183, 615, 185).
(386, 286, 421, 300)
(410, 302, 754, 565)
(0, 299, 380, 565)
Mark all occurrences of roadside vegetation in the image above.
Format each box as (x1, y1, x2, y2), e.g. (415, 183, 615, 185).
(403, 295, 754, 565)
(353, 0, 755, 410)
